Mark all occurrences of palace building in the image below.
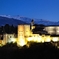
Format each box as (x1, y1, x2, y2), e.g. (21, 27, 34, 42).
(0, 20, 59, 47)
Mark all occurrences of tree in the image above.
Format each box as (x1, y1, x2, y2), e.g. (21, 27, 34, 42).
(32, 24, 45, 31)
(0, 26, 3, 34)
(32, 24, 48, 34)
(14, 26, 17, 34)
(10, 25, 15, 33)
(4, 24, 10, 33)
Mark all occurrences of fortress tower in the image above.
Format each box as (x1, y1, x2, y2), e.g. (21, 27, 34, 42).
(24, 25, 30, 37)
(30, 19, 34, 30)
(17, 25, 26, 46)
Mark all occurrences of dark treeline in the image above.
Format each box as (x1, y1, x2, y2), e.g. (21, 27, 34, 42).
(32, 24, 48, 35)
(0, 42, 59, 59)
(0, 24, 17, 34)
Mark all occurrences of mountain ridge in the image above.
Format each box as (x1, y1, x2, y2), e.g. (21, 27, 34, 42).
(0, 16, 27, 26)
(0, 15, 59, 26)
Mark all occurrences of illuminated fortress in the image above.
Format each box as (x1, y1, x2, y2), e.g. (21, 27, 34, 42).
(17, 24, 59, 47)
(0, 20, 59, 47)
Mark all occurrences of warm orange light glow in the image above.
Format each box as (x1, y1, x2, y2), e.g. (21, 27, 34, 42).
(32, 26, 35, 30)
(11, 38, 16, 43)
(17, 38, 27, 46)
(17, 25, 26, 46)
(45, 27, 55, 34)
(44, 36, 51, 42)
(52, 37, 59, 42)
(1, 25, 59, 47)
(27, 37, 33, 42)
(24, 25, 30, 36)
(36, 36, 42, 43)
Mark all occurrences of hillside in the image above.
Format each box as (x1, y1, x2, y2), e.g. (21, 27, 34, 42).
(0, 15, 59, 26)
(0, 16, 27, 26)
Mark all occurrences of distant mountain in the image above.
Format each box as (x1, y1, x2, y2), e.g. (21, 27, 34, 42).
(9, 15, 57, 25)
(0, 16, 27, 26)
(0, 15, 59, 26)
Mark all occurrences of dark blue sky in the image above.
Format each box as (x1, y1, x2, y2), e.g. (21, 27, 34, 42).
(0, 0, 59, 21)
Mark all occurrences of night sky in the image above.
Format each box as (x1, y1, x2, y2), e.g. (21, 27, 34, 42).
(0, 0, 59, 21)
